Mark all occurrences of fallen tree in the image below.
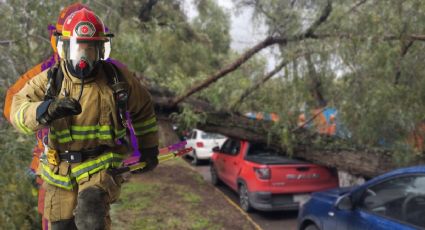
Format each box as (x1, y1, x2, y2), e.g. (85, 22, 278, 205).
(137, 0, 425, 179)
(196, 111, 425, 178)
(146, 81, 425, 178)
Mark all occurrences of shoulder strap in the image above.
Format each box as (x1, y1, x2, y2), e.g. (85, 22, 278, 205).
(44, 63, 64, 100)
(102, 61, 126, 85)
(102, 61, 129, 128)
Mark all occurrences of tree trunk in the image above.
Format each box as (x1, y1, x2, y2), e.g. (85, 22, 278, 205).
(157, 115, 181, 148)
(148, 88, 425, 177)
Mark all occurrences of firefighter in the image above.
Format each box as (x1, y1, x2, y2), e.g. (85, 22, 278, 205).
(10, 8, 159, 230)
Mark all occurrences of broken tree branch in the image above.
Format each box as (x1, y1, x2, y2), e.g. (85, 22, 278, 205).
(306, 53, 327, 107)
(171, 0, 334, 106)
(171, 36, 283, 107)
(394, 39, 414, 85)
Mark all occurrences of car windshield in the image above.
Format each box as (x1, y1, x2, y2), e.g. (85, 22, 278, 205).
(201, 133, 225, 139)
(247, 143, 281, 156)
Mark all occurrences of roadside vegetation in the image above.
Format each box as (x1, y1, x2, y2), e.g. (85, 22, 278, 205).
(0, 126, 40, 229)
(111, 159, 256, 230)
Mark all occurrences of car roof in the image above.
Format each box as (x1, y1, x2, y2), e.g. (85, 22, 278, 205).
(365, 165, 425, 186)
(192, 129, 206, 134)
(382, 165, 425, 177)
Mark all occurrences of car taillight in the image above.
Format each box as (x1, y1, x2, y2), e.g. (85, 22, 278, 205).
(196, 142, 204, 148)
(254, 167, 271, 180)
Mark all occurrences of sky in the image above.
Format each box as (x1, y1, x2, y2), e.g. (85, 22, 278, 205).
(182, 0, 280, 71)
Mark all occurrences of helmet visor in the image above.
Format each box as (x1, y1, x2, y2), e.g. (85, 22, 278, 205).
(68, 37, 101, 67)
(103, 39, 111, 60)
(57, 37, 111, 61)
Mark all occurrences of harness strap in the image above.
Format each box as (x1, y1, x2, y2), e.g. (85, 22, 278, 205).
(44, 63, 63, 100)
(59, 145, 107, 163)
(102, 61, 129, 128)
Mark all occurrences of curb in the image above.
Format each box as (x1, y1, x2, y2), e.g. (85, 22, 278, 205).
(213, 186, 263, 230)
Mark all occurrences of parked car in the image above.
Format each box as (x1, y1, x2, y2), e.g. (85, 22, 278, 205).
(298, 165, 425, 230)
(210, 138, 339, 212)
(186, 129, 226, 165)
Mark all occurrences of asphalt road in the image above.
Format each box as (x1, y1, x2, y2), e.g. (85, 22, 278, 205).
(190, 160, 298, 230)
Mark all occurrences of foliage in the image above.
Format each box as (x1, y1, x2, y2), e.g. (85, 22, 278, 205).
(231, 0, 425, 159)
(170, 106, 207, 131)
(108, 0, 233, 96)
(0, 2, 73, 228)
(0, 126, 40, 229)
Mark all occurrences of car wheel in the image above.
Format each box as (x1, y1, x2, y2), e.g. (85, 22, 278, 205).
(304, 224, 320, 230)
(210, 164, 221, 185)
(191, 150, 199, 166)
(239, 182, 253, 212)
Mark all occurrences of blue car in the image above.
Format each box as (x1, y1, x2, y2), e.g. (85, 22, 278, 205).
(298, 165, 425, 230)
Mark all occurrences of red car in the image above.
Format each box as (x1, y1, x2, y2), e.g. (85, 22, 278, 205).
(210, 138, 339, 212)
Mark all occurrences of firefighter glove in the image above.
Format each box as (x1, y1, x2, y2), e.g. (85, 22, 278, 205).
(37, 97, 82, 125)
(132, 146, 159, 174)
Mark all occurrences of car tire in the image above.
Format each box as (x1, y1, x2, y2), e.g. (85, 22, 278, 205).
(304, 224, 320, 230)
(210, 164, 221, 186)
(191, 150, 199, 165)
(239, 182, 253, 212)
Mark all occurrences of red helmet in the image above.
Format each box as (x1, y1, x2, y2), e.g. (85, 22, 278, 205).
(57, 8, 112, 78)
(61, 8, 108, 41)
(50, 3, 91, 53)
(56, 3, 91, 33)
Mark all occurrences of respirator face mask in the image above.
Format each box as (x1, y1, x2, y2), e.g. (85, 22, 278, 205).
(57, 37, 111, 78)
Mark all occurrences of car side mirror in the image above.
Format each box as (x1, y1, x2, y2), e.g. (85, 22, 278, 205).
(336, 194, 354, 210)
(212, 146, 220, 152)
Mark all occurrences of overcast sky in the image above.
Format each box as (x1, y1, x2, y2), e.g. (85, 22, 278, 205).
(182, 0, 279, 71)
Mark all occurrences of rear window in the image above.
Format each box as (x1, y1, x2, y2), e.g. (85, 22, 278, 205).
(247, 143, 281, 156)
(201, 133, 225, 139)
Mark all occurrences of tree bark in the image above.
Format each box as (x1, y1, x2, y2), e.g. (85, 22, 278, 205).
(306, 53, 327, 107)
(195, 111, 425, 178)
(157, 115, 181, 147)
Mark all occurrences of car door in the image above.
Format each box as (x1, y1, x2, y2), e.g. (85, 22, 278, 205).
(186, 130, 197, 156)
(335, 174, 425, 230)
(224, 140, 242, 190)
(215, 139, 241, 189)
(214, 139, 234, 185)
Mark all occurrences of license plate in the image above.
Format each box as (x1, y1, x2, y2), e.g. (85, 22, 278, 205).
(293, 193, 310, 206)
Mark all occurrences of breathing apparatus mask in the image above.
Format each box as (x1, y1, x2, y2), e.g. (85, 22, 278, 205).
(56, 8, 112, 79)
(57, 38, 111, 79)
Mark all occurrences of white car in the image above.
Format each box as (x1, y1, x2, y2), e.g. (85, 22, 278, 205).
(186, 129, 226, 165)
